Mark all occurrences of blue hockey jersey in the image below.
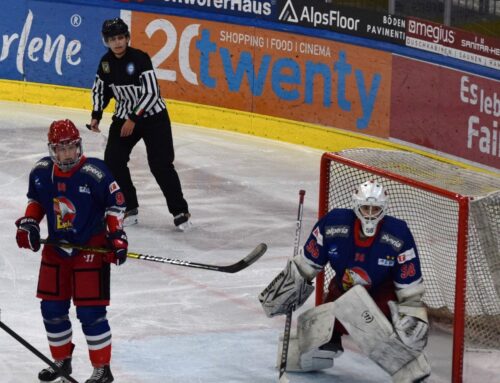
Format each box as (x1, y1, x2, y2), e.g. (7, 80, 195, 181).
(303, 208, 422, 291)
(27, 156, 126, 255)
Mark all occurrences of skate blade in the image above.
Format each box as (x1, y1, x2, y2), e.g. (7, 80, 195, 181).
(176, 220, 193, 232)
(39, 378, 70, 383)
(123, 216, 138, 227)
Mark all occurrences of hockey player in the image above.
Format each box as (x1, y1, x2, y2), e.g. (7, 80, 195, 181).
(88, 17, 191, 230)
(15, 120, 127, 383)
(259, 180, 430, 382)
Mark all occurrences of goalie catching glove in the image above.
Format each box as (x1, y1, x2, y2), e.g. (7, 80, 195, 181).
(258, 257, 315, 317)
(388, 281, 429, 352)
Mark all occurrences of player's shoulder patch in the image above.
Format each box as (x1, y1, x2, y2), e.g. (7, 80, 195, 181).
(101, 61, 110, 74)
(32, 157, 52, 171)
(379, 231, 405, 252)
(80, 161, 105, 182)
(397, 248, 417, 264)
(324, 225, 350, 238)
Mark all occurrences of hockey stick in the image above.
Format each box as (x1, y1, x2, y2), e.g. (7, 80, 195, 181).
(0, 312, 79, 383)
(40, 239, 267, 273)
(278, 190, 306, 383)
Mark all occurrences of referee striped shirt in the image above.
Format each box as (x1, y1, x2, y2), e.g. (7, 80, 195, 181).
(91, 47, 166, 122)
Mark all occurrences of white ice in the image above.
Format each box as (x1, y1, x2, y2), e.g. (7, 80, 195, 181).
(0, 101, 498, 382)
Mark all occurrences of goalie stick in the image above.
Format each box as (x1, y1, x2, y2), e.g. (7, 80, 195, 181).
(40, 239, 267, 273)
(0, 311, 79, 383)
(279, 189, 306, 383)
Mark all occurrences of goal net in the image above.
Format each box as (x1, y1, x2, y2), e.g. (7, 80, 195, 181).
(315, 148, 500, 382)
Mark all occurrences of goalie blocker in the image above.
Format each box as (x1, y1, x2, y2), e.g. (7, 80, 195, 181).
(258, 256, 316, 318)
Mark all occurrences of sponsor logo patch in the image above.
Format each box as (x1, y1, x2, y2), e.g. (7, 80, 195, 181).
(378, 258, 395, 267)
(34, 159, 50, 169)
(397, 248, 417, 264)
(126, 62, 135, 75)
(81, 163, 104, 182)
(312, 227, 323, 246)
(79, 185, 90, 194)
(109, 181, 120, 194)
(328, 245, 338, 258)
(325, 225, 350, 238)
(380, 232, 404, 251)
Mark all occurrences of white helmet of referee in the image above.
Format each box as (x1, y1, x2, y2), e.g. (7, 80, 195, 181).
(352, 180, 388, 237)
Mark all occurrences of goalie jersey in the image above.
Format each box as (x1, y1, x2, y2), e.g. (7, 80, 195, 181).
(303, 208, 422, 291)
(26, 156, 126, 256)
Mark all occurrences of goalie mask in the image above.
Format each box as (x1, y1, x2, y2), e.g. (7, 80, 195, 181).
(352, 180, 388, 237)
(48, 119, 83, 172)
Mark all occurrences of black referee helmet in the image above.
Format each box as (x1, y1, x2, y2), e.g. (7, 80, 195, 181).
(102, 18, 130, 39)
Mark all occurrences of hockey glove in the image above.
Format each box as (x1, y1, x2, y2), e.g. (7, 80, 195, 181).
(105, 230, 128, 265)
(15, 217, 41, 252)
(258, 258, 314, 318)
(388, 300, 429, 351)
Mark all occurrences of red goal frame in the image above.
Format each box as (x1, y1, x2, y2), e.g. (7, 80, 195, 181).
(315, 152, 470, 383)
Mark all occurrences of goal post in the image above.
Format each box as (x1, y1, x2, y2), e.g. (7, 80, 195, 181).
(315, 148, 500, 383)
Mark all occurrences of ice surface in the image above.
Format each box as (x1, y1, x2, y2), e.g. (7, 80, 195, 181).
(0, 101, 497, 382)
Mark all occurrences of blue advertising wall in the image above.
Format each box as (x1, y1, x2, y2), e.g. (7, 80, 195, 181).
(0, 2, 118, 87)
(2, 1, 497, 89)
(1, 0, 498, 172)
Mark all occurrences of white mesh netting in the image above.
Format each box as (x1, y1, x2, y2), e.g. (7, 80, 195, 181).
(318, 148, 500, 349)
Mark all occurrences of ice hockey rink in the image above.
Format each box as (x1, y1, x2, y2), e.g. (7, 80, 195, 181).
(0, 101, 498, 383)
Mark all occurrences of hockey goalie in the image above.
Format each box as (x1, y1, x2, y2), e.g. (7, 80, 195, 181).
(259, 180, 431, 382)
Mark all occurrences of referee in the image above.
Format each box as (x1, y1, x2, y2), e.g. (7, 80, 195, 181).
(88, 18, 191, 230)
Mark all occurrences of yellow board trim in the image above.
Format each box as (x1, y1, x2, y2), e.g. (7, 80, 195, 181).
(0, 79, 496, 175)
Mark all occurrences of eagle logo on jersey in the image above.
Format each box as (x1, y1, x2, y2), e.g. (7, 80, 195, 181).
(53, 197, 76, 230)
(342, 266, 372, 291)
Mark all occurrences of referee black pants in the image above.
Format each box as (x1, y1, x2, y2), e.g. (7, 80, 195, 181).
(104, 110, 189, 217)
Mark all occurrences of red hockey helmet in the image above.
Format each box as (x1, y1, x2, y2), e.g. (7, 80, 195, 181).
(47, 119, 83, 171)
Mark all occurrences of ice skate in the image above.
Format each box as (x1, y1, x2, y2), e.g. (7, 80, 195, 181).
(38, 357, 72, 383)
(123, 208, 138, 226)
(85, 365, 114, 383)
(174, 212, 192, 231)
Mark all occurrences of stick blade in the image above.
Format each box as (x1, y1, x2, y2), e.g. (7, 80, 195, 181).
(224, 243, 267, 273)
(241, 243, 267, 266)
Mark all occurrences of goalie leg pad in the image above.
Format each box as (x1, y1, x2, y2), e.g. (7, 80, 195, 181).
(333, 285, 430, 379)
(392, 353, 431, 383)
(297, 302, 336, 353)
(276, 330, 334, 372)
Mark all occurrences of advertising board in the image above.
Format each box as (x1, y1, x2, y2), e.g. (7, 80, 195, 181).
(130, 11, 392, 136)
(406, 17, 500, 71)
(391, 55, 500, 169)
(0, 1, 117, 87)
(275, 0, 406, 45)
(155, 0, 276, 19)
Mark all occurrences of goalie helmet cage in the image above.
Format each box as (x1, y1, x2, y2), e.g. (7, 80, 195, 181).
(315, 148, 500, 383)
